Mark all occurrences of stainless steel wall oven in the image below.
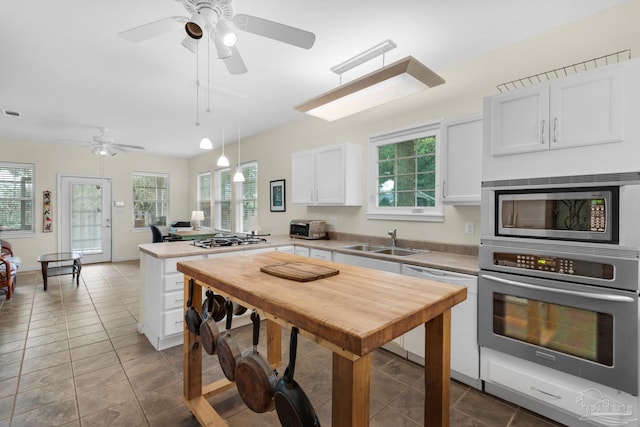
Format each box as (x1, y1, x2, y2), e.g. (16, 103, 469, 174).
(480, 172, 640, 397)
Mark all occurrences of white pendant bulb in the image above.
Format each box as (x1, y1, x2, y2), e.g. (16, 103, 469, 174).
(232, 97, 245, 182)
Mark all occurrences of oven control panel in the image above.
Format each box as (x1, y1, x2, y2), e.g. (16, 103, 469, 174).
(494, 252, 614, 280)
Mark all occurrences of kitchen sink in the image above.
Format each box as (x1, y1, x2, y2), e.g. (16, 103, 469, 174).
(342, 244, 420, 256)
(342, 244, 389, 252)
(374, 248, 419, 256)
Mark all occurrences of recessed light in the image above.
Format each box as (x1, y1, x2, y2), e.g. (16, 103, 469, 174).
(2, 110, 21, 118)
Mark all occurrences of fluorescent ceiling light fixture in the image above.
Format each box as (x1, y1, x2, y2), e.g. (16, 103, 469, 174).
(295, 56, 445, 121)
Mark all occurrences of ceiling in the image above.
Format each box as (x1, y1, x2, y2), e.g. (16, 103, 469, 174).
(0, 0, 628, 158)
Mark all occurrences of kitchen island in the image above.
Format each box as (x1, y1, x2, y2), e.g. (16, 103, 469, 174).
(177, 251, 467, 427)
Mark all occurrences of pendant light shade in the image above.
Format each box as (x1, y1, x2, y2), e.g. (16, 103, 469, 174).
(232, 170, 245, 182)
(217, 153, 229, 167)
(200, 137, 213, 150)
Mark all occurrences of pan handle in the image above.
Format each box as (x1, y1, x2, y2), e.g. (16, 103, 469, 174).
(284, 327, 298, 382)
(225, 299, 234, 331)
(206, 290, 214, 315)
(251, 310, 260, 350)
(187, 278, 195, 308)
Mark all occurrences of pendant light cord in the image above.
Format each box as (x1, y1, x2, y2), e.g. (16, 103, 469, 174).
(195, 41, 200, 126)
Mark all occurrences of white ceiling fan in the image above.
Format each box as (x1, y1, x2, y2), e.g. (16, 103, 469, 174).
(118, 0, 316, 75)
(59, 127, 145, 156)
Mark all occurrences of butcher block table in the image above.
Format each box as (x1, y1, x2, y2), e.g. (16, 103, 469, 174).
(177, 252, 467, 427)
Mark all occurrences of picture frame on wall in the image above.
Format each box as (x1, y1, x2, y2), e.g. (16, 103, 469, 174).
(270, 179, 286, 212)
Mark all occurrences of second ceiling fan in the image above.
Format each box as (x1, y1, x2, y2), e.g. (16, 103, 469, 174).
(118, 0, 316, 75)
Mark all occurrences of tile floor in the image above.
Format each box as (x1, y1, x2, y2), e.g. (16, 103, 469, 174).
(0, 261, 565, 427)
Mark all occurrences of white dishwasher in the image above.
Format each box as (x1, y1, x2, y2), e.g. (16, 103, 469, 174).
(401, 264, 481, 389)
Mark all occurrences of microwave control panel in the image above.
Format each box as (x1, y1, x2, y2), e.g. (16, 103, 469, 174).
(494, 252, 614, 280)
(590, 199, 606, 232)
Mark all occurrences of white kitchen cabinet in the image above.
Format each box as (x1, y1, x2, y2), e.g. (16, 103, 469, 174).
(291, 143, 362, 206)
(488, 63, 624, 157)
(142, 253, 204, 350)
(401, 264, 480, 389)
(441, 113, 483, 205)
(294, 246, 310, 257)
(309, 248, 332, 261)
(275, 245, 294, 254)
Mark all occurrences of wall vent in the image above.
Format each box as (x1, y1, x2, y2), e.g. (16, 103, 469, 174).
(2, 110, 21, 118)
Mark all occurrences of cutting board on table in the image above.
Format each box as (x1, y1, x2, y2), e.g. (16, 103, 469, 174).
(260, 262, 339, 282)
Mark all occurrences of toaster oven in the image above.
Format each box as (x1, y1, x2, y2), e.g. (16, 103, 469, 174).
(289, 220, 327, 240)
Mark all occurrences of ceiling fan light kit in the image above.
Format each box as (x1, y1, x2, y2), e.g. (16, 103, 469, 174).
(295, 40, 445, 121)
(118, 0, 316, 75)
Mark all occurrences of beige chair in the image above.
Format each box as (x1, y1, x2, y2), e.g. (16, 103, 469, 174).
(0, 255, 16, 299)
(0, 239, 21, 286)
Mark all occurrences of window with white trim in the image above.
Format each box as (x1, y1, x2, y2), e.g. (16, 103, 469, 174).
(214, 168, 232, 232)
(0, 162, 34, 234)
(132, 172, 169, 228)
(367, 122, 443, 221)
(197, 172, 212, 228)
(235, 161, 258, 233)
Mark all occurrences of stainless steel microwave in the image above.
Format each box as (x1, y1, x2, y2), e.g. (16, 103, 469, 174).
(495, 187, 619, 243)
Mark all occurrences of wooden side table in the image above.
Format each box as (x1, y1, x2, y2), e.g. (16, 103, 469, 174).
(37, 252, 82, 291)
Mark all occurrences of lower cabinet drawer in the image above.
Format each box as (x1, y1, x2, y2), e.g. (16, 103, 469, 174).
(163, 291, 184, 310)
(163, 309, 184, 336)
(163, 273, 185, 292)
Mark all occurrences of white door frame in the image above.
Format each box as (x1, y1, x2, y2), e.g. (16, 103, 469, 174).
(58, 174, 113, 264)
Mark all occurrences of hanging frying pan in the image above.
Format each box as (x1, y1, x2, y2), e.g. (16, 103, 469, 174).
(217, 299, 242, 381)
(184, 278, 202, 335)
(201, 290, 221, 355)
(212, 293, 227, 322)
(235, 311, 278, 413)
(275, 327, 321, 427)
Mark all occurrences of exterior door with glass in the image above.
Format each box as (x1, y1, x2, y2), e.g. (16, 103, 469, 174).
(59, 176, 112, 264)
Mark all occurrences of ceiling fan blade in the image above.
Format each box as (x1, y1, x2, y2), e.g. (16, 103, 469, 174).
(232, 14, 315, 49)
(114, 143, 145, 151)
(223, 46, 248, 75)
(118, 16, 187, 42)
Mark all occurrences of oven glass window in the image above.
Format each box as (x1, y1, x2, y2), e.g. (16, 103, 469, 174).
(493, 293, 613, 365)
(501, 198, 606, 232)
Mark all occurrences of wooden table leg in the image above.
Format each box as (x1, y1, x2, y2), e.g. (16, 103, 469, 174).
(40, 261, 48, 291)
(332, 352, 370, 427)
(266, 319, 282, 368)
(424, 310, 451, 427)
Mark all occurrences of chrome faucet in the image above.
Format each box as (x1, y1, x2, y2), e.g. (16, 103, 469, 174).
(388, 229, 397, 247)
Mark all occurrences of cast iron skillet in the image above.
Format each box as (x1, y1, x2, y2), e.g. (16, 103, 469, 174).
(184, 278, 202, 335)
(235, 311, 278, 413)
(275, 327, 321, 427)
(217, 299, 242, 381)
(201, 290, 221, 355)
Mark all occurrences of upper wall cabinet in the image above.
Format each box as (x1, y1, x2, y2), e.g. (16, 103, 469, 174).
(488, 64, 624, 157)
(441, 113, 483, 205)
(292, 143, 362, 206)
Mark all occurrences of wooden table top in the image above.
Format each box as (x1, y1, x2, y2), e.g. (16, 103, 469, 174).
(177, 252, 466, 356)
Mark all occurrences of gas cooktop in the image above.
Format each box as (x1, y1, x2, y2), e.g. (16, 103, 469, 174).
(192, 236, 268, 248)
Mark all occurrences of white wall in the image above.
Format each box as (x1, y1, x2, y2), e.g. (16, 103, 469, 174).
(0, 138, 189, 270)
(188, 0, 640, 246)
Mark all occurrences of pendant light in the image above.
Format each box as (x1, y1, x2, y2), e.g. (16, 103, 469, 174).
(217, 115, 229, 166)
(232, 97, 245, 182)
(200, 36, 213, 150)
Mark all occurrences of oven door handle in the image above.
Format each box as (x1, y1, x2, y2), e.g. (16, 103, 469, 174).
(481, 274, 635, 303)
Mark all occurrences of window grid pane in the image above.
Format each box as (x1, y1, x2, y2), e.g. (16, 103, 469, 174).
(376, 135, 437, 209)
(0, 163, 34, 232)
(198, 172, 212, 228)
(132, 173, 169, 228)
(237, 162, 258, 232)
(215, 168, 232, 232)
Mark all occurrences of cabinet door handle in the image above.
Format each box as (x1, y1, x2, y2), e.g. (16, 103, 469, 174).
(553, 117, 558, 143)
(540, 120, 546, 144)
